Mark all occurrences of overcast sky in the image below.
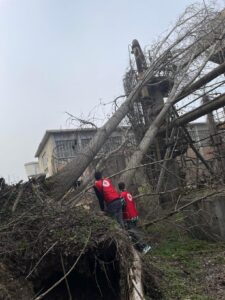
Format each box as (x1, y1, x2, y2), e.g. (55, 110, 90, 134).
(0, 0, 224, 182)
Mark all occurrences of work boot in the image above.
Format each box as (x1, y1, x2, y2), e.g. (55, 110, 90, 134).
(142, 245, 151, 254)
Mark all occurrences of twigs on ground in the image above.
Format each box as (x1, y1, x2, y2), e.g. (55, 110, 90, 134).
(134, 188, 179, 200)
(26, 242, 58, 279)
(60, 253, 72, 300)
(12, 185, 25, 212)
(141, 188, 225, 228)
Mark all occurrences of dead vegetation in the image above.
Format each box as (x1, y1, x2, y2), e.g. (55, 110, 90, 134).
(146, 217, 225, 300)
(0, 180, 161, 300)
(2, 2, 225, 299)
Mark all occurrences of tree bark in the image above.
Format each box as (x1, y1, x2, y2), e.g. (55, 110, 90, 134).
(174, 61, 225, 104)
(49, 16, 225, 200)
(172, 93, 225, 127)
(119, 99, 177, 187)
(49, 68, 156, 200)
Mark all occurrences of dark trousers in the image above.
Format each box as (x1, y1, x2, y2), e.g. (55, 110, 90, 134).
(106, 199, 124, 228)
(125, 220, 147, 251)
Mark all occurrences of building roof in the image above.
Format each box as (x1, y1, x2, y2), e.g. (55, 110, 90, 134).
(35, 128, 97, 158)
(35, 124, 207, 158)
(24, 161, 39, 166)
(34, 127, 130, 158)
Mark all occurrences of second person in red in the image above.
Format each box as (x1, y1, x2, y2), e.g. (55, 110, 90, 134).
(120, 186, 138, 222)
(118, 182, 151, 254)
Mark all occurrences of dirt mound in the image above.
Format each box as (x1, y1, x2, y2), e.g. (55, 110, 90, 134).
(0, 180, 163, 299)
(0, 181, 147, 299)
(0, 263, 34, 300)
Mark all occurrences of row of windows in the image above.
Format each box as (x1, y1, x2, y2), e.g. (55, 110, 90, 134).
(54, 136, 123, 159)
(54, 129, 218, 159)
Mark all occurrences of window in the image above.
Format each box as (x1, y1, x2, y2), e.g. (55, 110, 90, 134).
(81, 138, 92, 148)
(55, 140, 78, 158)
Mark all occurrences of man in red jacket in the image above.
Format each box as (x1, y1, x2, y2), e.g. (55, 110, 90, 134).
(93, 171, 124, 228)
(118, 182, 151, 254)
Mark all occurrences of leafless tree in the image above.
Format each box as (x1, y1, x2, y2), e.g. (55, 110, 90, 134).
(49, 3, 225, 201)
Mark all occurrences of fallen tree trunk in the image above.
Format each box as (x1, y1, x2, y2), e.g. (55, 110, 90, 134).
(119, 99, 176, 187)
(134, 53, 225, 125)
(49, 6, 225, 200)
(173, 93, 225, 127)
(174, 61, 225, 104)
(158, 92, 225, 135)
(120, 29, 225, 186)
(48, 67, 158, 200)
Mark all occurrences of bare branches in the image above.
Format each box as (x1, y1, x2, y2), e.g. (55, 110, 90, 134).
(34, 230, 91, 300)
(12, 185, 25, 213)
(49, 2, 225, 204)
(65, 111, 98, 129)
(60, 253, 72, 300)
(67, 158, 174, 207)
(133, 188, 179, 200)
(26, 242, 58, 279)
(119, 3, 225, 187)
(141, 188, 225, 228)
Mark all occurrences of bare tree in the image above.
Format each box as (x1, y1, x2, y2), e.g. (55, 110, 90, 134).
(120, 4, 225, 186)
(48, 3, 225, 200)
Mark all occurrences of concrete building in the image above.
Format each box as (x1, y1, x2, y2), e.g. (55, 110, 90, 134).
(35, 128, 129, 177)
(24, 161, 42, 179)
(34, 123, 219, 181)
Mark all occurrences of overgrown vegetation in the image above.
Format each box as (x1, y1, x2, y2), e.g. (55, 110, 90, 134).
(144, 217, 225, 299)
(0, 181, 136, 300)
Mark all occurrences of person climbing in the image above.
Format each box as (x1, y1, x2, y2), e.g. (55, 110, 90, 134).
(93, 171, 124, 228)
(118, 182, 151, 254)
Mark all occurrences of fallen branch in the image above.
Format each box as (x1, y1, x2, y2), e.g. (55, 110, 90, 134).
(65, 111, 98, 129)
(141, 188, 225, 228)
(68, 158, 173, 206)
(12, 185, 26, 212)
(134, 188, 179, 200)
(66, 127, 131, 202)
(31, 184, 44, 204)
(60, 253, 72, 300)
(34, 230, 91, 300)
(26, 242, 58, 279)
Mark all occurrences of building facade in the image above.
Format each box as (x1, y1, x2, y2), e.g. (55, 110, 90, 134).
(33, 123, 220, 182)
(35, 128, 129, 177)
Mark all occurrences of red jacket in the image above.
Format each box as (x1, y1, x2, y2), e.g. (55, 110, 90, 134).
(94, 178, 120, 204)
(120, 190, 138, 220)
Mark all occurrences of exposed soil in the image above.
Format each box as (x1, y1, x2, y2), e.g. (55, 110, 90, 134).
(0, 181, 161, 300)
